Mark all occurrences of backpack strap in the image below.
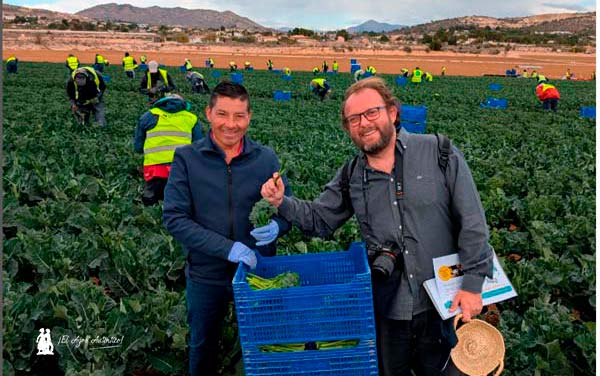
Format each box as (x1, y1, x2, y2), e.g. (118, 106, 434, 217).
(340, 155, 359, 212)
(436, 133, 452, 172)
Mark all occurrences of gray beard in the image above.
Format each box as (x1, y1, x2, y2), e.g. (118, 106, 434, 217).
(354, 123, 394, 155)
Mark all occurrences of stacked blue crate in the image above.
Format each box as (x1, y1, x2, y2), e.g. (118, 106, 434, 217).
(233, 242, 378, 376)
(273, 91, 292, 101)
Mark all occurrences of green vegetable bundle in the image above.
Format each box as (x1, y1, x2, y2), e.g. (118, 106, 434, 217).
(259, 339, 359, 352)
(246, 271, 300, 290)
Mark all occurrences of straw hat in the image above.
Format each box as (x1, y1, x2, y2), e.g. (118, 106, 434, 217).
(451, 314, 505, 376)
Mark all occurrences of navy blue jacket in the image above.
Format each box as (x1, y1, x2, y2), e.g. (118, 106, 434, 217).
(133, 97, 204, 154)
(163, 133, 292, 284)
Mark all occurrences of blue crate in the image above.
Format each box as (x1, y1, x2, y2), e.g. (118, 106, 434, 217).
(350, 64, 361, 74)
(580, 106, 596, 118)
(243, 340, 378, 376)
(505, 69, 517, 77)
(398, 104, 427, 134)
(281, 74, 293, 81)
(488, 83, 503, 91)
(480, 97, 508, 109)
(231, 72, 244, 84)
(211, 71, 222, 78)
(179, 65, 187, 72)
(272, 69, 283, 73)
(395, 76, 408, 86)
(273, 90, 292, 101)
(350, 59, 357, 64)
(102, 75, 111, 83)
(233, 242, 376, 347)
(362, 72, 373, 79)
(401, 123, 426, 133)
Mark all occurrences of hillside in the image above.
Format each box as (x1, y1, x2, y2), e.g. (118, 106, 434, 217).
(347, 20, 405, 33)
(76, 3, 268, 30)
(408, 12, 595, 34)
(3, 3, 91, 22)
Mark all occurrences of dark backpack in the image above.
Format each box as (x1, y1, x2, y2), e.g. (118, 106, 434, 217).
(340, 133, 452, 211)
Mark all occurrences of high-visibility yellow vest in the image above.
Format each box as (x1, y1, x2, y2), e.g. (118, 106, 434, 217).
(185, 60, 193, 70)
(143, 107, 196, 165)
(537, 74, 546, 82)
(531, 72, 538, 79)
(147, 69, 169, 90)
(332, 62, 339, 71)
(424, 72, 433, 82)
(123, 56, 136, 71)
(284, 67, 291, 76)
(67, 56, 79, 70)
(367, 66, 376, 74)
(311, 78, 326, 88)
(72, 67, 100, 101)
(140, 55, 147, 63)
(209, 58, 214, 65)
(96, 55, 105, 64)
(412, 69, 423, 83)
(7, 56, 17, 63)
(267, 60, 273, 68)
(313, 67, 319, 73)
(522, 71, 529, 78)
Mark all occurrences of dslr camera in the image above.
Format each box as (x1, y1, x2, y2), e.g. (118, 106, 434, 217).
(367, 243, 401, 281)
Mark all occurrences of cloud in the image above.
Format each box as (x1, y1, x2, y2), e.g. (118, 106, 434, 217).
(541, 2, 588, 11)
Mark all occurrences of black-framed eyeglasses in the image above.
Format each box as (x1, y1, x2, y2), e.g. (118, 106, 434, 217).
(344, 105, 387, 128)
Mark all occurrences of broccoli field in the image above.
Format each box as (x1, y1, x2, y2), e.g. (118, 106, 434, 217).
(3, 62, 596, 375)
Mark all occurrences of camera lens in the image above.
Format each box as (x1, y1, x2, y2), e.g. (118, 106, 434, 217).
(371, 252, 396, 281)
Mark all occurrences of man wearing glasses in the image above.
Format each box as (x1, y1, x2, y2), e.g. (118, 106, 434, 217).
(260, 77, 493, 375)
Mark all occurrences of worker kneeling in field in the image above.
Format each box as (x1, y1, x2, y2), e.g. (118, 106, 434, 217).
(186, 70, 210, 94)
(260, 77, 494, 376)
(162, 81, 292, 376)
(310, 78, 331, 101)
(536, 77, 560, 112)
(134, 94, 203, 206)
(140, 61, 176, 104)
(67, 67, 107, 127)
(6, 56, 18, 74)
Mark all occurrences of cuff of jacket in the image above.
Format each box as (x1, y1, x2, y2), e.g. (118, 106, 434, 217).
(277, 196, 295, 221)
(461, 273, 485, 293)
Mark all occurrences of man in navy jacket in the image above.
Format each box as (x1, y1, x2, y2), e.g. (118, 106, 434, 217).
(163, 81, 291, 376)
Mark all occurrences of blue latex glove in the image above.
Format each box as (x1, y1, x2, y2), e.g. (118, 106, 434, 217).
(227, 242, 257, 269)
(250, 220, 279, 246)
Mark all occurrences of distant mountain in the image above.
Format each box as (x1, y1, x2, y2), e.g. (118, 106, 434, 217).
(76, 3, 268, 30)
(407, 12, 595, 34)
(3, 3, 91, 22)
(347, 20, 405, 33)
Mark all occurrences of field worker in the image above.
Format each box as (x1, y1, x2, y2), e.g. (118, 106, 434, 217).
(94, 54, 106, 73)
(260, 76, 493, 376)
(184, 59, 193, 71)
(366, 65, 377, 75)
(6, 56, 18, 74)
(592, 72, 596, 80)
(67, 67, 107, 127)
(244, 61, 253, 70)
(521, 68, 529, 78)
(310, 78, 331, 101)
(332, 60, 339, 73)
(65, 54, 79, 72)
(163, 81, 292, 376)
(322, 60, 329, 73)
(424, 72, 433, 82)
(186, 71, 210, 94)
(229, 61, 238, 71)
(536, 73, 546, 82)
(530, 70, 538, 79)
(411, 66, 423, 83)
(140, 55, 148, 64)
(312, 66, 320, 75)
(400, 68, 409, 77)
(354, 68, 365, 82)
(140, 60, 176, 104)
(267, 59, 273, 70)
(441, 66, 446, 76)
(123, 52, 138, 79)
(284, 67, 292, 76)
(208, 57, 215, 68)
(134, 94, 204, 206)
(536, 77, 560, 112)
(564, 68, 573, 80)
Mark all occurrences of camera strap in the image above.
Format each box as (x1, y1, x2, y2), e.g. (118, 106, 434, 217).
(393, 145, 406, 251)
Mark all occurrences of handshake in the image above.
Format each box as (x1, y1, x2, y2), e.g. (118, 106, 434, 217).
(228, 220, 280, 269)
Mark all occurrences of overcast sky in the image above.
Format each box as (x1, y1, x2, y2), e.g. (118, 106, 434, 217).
(6, 0, 596, 29)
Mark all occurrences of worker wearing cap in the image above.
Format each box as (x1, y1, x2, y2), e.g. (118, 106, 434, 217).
(134, 94, 203, 205)
(140, 61, 176, 104)
(536, 77, 560, 112)
(186, 71, 210, 94)
(67, 67, 107, 126)
(123, 52, 138, 79)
